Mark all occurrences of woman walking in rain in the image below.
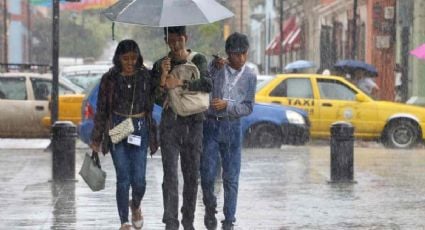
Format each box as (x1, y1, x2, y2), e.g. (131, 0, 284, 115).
(90, 39, 157, 230)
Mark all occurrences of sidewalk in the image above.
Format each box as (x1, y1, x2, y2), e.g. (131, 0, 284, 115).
(1, 142, 425, 229)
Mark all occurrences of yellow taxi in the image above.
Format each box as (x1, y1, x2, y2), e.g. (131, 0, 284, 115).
(255, 74, 425, 148)
(41, 94, 85, 127)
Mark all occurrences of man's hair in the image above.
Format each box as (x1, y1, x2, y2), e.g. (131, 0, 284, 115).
(164, 26, 186, 36)
(225, 32, 249, 53)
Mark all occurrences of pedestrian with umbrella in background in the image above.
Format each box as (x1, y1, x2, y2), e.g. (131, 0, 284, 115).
(334, 59, 380, 98)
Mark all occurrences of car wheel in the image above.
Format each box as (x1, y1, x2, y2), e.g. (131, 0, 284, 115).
(245, 123, 282, 148)
(383, 119, 419, 149)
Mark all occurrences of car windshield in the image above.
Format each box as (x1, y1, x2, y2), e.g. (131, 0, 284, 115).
(256, 76, 273, 92)
(60, 77, 85, 93)
(62, 72, 103, 90)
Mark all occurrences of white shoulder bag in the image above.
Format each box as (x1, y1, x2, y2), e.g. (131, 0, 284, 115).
(167, 52, 210, 117)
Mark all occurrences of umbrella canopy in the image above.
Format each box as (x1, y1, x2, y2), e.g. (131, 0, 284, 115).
(334, 59, 378, 76)
(410, 43, 425, 60)
(102, 0, 234, 27)
(284, 60, 315, 71)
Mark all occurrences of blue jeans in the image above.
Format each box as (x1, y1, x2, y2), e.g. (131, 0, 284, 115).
(200, 118, 242, 224)
(110, 114, 148, 224)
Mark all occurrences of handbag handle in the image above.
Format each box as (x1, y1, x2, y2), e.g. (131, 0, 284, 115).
(91, 151, 101, 169)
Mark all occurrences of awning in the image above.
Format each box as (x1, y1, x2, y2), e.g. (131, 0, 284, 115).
(265, 16, 302, 55)
(61, 0, 118, 11)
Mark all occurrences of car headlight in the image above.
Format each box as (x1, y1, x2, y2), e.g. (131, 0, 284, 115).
(285, 110, 305, 124)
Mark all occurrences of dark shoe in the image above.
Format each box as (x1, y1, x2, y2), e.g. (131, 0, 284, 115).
(221, 221, 234, 230)
(204, 209, 217, 230)
(183, 224, 195, 230)
(165, 223, 179, 230)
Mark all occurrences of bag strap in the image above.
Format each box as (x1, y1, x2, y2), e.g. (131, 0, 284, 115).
(187, 51, 198, 62)
(91, 151, 101, 169)
(129, 73, 137, 115)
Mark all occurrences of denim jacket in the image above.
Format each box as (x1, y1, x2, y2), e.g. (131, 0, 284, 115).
(207, 63, 257, 119)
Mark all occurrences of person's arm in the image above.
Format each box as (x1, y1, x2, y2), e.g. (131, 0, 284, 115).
(186, 53, 212, 93)
(225, 72, 257, 118)
(367, 78, 380, 99)
(90, 73, 110, 152)
(150, 59, 168, 107)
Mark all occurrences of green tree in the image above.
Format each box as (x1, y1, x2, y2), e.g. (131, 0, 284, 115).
(59, 11, 110, 60)
(31, 10, 113, 64)
(31, 14, 51, 64)
(128, 23, 226, 63)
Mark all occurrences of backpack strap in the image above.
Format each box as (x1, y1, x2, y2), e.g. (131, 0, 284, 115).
(187, 51, 198, 62)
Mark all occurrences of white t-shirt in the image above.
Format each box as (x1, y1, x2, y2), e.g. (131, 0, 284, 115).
(395, 72, 402, 87)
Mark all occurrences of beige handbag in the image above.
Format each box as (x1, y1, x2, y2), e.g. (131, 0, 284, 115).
(167, 53, 210, 117)
(109, 117, 134, 144)
(108, 76, 136, 144)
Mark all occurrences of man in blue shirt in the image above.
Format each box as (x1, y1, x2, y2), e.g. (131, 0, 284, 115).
(200, 32, 257, 230)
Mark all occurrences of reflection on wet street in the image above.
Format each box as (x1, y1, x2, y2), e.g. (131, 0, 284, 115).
(0, 142, 425, 229)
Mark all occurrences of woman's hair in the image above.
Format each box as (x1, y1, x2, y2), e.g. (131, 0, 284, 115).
(112, 39, 144, 71)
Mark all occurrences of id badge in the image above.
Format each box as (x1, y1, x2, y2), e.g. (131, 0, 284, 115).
(127, 134, 141, 146)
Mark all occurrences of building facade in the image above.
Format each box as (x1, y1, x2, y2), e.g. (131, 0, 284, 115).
(1, 0, 31, 64)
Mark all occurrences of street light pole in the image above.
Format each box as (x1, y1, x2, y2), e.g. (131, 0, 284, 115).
(51, 0, 59, 124)
(26, 0, 31, 63)
(240, 0, 243, 33)
(3, 0, 8, 68)
(351, 0, 358, 59)
(279, 0, 283, 72)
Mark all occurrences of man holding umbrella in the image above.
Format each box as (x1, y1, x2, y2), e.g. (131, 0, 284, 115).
(151, 26, 212, 230)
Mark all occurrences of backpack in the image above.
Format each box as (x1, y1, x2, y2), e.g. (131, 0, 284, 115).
(167, 52, 210, 116)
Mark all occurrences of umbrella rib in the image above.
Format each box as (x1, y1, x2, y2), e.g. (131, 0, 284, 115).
(116, 0, 137, 19)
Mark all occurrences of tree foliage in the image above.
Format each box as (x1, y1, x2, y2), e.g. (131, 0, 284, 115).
(30, 9, 227, 65)
(31, 10, 112, 64)
(127, 22, 226, 64)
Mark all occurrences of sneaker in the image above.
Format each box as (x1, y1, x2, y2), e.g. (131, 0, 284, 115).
(165, 223, 179, 230)
(129, 200, 143, 229)
(119, 222, 132, 230)
(183, 224, 195, 230)
(204, 209, 217, 230)
(221, 221, 234, 230)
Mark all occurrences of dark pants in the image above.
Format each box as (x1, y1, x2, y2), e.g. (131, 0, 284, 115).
(160, 109, 203, 228)
(201, 118, 242, 224)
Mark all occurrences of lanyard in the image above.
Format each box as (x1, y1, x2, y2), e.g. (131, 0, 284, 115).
(224, 64, 245, 92)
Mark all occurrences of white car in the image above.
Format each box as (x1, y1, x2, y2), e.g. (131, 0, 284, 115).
(60, 64, 111, 91)
(0, 72, 83, 138)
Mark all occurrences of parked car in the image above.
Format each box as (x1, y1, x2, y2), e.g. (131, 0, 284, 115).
(41, 64, 111, 127)
(255, 73, 425, 148)
(60, 64, 111, 90)
(0, 72, 83, 137)
(78, 82, 310, 148)
(256, 75, 274, 91)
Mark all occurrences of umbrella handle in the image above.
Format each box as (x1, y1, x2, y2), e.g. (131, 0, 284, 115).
(165, 27, 168, 55)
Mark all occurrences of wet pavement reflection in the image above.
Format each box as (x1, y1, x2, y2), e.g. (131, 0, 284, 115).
(0, 142, 425, 229)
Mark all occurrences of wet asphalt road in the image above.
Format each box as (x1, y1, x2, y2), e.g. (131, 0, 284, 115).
(0, 141, 425, 229)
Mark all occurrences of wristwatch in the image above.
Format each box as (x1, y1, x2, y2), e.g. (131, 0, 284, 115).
(182, 80, 190, 90)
